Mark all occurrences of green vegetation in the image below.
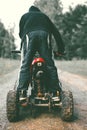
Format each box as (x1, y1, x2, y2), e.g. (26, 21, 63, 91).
(57, 60, 87, 78)
(62, 5, 87, 60)
(0, 21, 18, 59)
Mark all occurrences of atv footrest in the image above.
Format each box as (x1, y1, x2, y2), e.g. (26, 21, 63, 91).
(34, 104, 49, 107)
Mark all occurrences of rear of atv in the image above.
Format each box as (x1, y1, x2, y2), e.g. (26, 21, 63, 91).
(6, 88, 74, 122)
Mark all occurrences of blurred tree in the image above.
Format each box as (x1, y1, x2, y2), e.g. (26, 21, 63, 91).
(61, 4, 87, 59)
(0, 21, 17, 59)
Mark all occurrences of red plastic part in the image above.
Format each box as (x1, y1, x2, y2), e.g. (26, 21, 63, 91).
(32, 57, 45, 65)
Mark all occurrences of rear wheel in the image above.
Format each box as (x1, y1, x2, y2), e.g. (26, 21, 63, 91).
(61, 90, 74, 121)
(6, 90, 19, 122)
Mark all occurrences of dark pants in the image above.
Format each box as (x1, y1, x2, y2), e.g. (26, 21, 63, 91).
(18, 30, 61, 92)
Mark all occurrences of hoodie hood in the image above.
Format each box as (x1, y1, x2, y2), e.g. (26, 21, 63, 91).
(29, 6, 41, 12)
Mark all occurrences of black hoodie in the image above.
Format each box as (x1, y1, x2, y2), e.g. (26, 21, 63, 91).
(19, 6, 65, 53)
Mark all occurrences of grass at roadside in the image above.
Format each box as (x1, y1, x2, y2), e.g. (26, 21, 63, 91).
(0, 58, 20, 76)
(0, 58, 87, 78)
(56, 59, 87, 78)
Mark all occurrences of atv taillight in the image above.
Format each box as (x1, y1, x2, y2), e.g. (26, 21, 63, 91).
(32, 58, 45, 65)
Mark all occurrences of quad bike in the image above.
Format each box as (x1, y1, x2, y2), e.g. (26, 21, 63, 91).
(6, 51, 74, 122)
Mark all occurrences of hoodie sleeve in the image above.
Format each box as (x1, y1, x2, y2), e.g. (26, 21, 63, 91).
(19, 15, 26, 38)
(49, 20, 65, 53)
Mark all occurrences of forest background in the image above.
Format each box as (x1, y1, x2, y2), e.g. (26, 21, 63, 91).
(0, 0, 87, 60)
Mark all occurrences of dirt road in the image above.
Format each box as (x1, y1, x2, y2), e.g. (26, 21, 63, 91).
(0, 65, 87, 130)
